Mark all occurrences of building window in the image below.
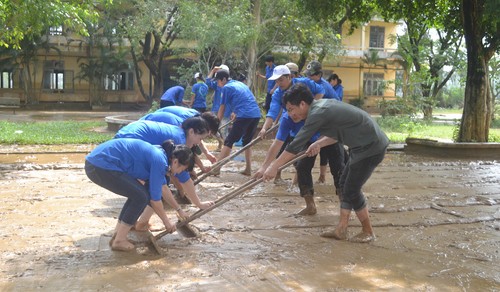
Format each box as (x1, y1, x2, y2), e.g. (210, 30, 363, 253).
(364, 73, 385, 96)
(42, 61, 74, 92)
(369, 26, 385, 48)
(104, 71, 134, 91)
(49, 26, 63, 36)
(1, 70, 13, 88)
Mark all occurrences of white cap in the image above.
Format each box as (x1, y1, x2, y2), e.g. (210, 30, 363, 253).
(268, 65, 291, 80)
(220, 64, 229, 73)
(194, 72, 201, 79)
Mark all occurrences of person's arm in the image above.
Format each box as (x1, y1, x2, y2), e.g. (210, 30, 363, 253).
(160, 184, 189, 220)
(262, 150, 296, 181)
(199, 141, 217, 164)
(306, 136, 337, 157)
(180, 179, 214, 209)
(217, 104, 225, 121)
(149, 185, 177, 232)
(194, 154, 207, 173)
(258, 117, 275, 138)
(253, 139, 284, 179)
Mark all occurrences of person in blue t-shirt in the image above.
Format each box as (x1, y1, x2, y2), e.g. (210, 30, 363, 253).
(148, 106, 220, 164)
(257, 55, 277, 113)
(115, 117, 214, 205)
(160, 85, 186, 108)
(328, 73, 344, 101)
(254, 112, 322, 216)
(214, 69, 261, 175)
(85, 139, 213, 252)
(304, 60, 345, 188)
(206, 65, 233, 150)
(188, 72, 209, 113)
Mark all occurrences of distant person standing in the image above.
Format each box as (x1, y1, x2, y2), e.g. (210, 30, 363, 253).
(305, 60, 344, 188)
(214, 69, 261, 175)
(257, 55, 277, 113)
(328, 73, 344, 101)
(160, 85, 186, 108)
(188, 72, 209, 113)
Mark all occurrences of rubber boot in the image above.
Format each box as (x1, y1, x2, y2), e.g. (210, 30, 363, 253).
(296, 195, 317, 216)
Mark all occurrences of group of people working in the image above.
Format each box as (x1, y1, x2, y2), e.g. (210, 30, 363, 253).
(85, 58, 388, 252)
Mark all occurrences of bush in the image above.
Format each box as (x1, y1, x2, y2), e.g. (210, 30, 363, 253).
(378, 97, 417, 117)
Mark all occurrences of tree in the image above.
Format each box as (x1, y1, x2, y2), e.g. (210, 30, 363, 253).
(458, 0, 500, 142)
(377, 0, 464, 119)
(0, 0, 103, 49)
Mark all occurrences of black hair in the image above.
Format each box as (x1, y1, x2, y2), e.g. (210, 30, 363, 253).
(264, 55, 274, 62)
(327, 73, 341, 84)
(181, 116, 210, 136)
(214, 69, 230, 81)
(161, 140, 195, 171)
(200, 112, 220, 135)
(282, 83, 314, 106)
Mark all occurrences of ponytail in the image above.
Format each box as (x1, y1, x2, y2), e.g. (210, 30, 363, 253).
(161, 140, 195, 171)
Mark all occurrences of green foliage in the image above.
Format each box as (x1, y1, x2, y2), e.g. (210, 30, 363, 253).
(378, 97, 417, 117)
(0, 0, 107, 49)
(147, 100, 160, 114)
(0, 121, 113, 144)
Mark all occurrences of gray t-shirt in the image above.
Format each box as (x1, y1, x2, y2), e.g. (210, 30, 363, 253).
(286, 99, 389, 164)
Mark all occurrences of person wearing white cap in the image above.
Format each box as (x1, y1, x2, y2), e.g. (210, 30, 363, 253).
(187, 72, 209, 113)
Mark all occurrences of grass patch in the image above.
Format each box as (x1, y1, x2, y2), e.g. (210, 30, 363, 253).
(0, 121, 114, 144)
(376, 116, 500, 143)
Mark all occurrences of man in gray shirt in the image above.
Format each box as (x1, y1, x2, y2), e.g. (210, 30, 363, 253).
(261, 83, 389, 243)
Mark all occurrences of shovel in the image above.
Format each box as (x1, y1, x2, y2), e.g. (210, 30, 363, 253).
(149, 151, 307, 254)
(194, 122, 279, 185)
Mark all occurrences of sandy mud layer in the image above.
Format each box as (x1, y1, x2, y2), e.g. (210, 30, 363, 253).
(0, 141, 499, 291)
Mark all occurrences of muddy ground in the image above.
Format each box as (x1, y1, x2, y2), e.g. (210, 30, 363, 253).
(0, 111, 499, 291)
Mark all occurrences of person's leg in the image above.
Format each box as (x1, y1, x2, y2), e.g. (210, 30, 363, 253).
(295, 154, 317, 215)
(239, 118, 259, 175)
(213, 119, 247, 175)
(85, 161, 149, 251)
(264, 92, 272, 113)
(322, 151, 385, 242)
(135, 205, 155, 231)
(316, 148, 328, 184)
(324, 143, 346, 196)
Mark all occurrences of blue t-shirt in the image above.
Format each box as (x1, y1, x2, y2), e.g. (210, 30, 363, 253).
(191, 81, 208, 109)
(115, 120, 186, 146)
(333, 84, 344, 101)
(221, 80, 261, 119)
(160, 86, 185, 104)
(265, 64, 276, 93)
(317, 78, 339, 100)
(206, 78, 231, 117)
(155, 106, 200, 120)
(267, 77, 325, 121)
(140, 112, 184, 126)
(276, 112, 320, 142)
(86, 138, 188, 201)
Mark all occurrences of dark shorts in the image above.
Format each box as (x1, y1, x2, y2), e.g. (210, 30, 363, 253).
(193, 107, 206, 113)
(160, 100, 175, 108)
(224, 117, 260, 148)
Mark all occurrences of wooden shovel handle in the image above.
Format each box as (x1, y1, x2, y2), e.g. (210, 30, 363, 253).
(194, 122, 280, 185)
(179, 151, 307, 226)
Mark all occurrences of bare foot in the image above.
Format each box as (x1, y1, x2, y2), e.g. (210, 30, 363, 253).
(316, 175, 326, 184)
(108, 233, 116, 247)
(240, 169, 251, 176)
(111, 239, 135, 252)
(296, 205, 317, 216)
(320, 228, 347, 240)
(349, 232, 375, 243)
(133, 222, 152, 232)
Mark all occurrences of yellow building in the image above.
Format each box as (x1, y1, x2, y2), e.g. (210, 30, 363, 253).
(0, 19, 401, 112)
(322, 18, 402, 112)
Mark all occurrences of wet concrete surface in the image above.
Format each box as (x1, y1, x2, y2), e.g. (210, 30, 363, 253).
(0, 110, 499, 291)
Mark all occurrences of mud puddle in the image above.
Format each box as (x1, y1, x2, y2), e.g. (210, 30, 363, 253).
(0, 140, 499, 291)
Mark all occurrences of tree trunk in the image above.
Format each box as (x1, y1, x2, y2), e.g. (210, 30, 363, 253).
(247, 0, 260, 92)
(457, 0, 492, 142)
